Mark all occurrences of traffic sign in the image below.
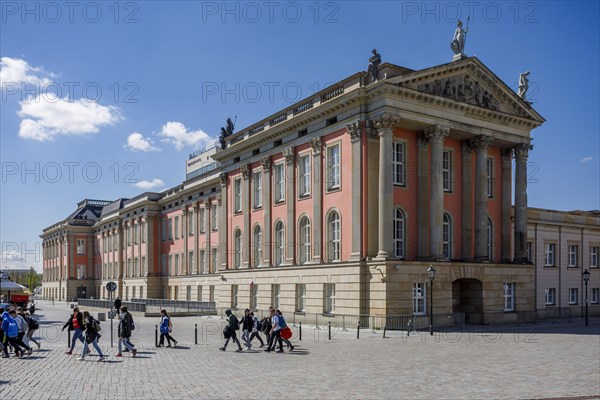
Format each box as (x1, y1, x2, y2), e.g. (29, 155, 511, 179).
(106, 281, 117, 292)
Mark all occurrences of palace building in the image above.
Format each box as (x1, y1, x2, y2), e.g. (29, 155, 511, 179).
(41, 55, 600, 323)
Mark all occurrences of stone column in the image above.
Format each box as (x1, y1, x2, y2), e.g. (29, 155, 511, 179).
(462, 142, 474, 261)
(473, 135, 493, 261)
(514, 143, 532, 263)
(261, 157, 272, 267)
(219, 173, 228, 270)
(417, 133, 430, 259)
(241, 165, 250, 268)
(425, 125, 450, 261)
(181, 208, 188, 275)
(501, 149, 512, 262)
(284, 147, 295, 265)
(117, 221, 124, 298)
(375, 114, 399, 259)
(193, 203, 200, 274)
(311, 137, 323, 263)
(205, 199, 212, 273)
(147, 214, 156, 277)
(347, 122, 363, 261)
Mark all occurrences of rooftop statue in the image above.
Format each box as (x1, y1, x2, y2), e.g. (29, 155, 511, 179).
(366, 49, 381, 82)
(517, 71, 530, 101)
(450, 19, 469, 56)
(219, 117, 236, 150)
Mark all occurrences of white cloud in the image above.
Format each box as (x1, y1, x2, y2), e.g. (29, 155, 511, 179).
(18, 93, 121, 141)
(159, 121, 214, 151)
(0, 57, 52, 89)
(124, 132, 161, 152)
(1, 250, 41, 271)
(134, 178, 165, 190)
(580, 157, 593, 163)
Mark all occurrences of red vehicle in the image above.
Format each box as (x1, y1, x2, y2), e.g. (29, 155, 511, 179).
(10, 294, 30, 307)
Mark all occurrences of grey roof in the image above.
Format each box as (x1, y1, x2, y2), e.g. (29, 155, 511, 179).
(100, 198, 129, 217)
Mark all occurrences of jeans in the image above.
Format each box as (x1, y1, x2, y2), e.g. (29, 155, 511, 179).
(70, 328, 84, 351)
(27, 329, 40, 347)
(2, 336, 22, 356)
(269, 330, 283, 351)
(16, 332, 31, 352)
(118, 337, 134, 353)
(241, 329, 252, 348)
(82, 336, 103, 357)
(249, 331, 265, 346)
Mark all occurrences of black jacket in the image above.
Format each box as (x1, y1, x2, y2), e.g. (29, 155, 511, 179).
(240, 315, 253, 331)
(114, 298, 122, 310)
(63, 312, 84, 331)
(84, 316, 100, 343)
(118, 312, 134, 338)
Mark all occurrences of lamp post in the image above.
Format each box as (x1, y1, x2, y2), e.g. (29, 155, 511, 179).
(583, 269, 590, 326)
(428, 266, 436, 336)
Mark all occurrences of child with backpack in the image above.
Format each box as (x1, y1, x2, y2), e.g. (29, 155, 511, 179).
(249, 312, 265, 347)
(158, 309, 178, 348)
(219, 309, 242, 352)
(2, 309, 24, 358)
(78, 311, 105, 361)
(24, 311, 40, 349)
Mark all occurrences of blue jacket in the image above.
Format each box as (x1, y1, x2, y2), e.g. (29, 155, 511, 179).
(1, 311, 18, 338)
(160, 315, 170, 334)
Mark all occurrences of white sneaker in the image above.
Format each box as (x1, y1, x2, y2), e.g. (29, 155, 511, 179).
(98, 356, 105, 362)
(77, 357, 85, 361)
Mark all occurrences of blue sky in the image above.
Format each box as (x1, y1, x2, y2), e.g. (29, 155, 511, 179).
(1, 1, 599, 272)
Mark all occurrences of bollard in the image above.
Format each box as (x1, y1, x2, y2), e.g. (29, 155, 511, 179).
(195, 323, 198, 345)
(383, 326, 387, 339)
(357, 321, 360, 339)
(407, 319, 410, 337)
(328, 321, 331, 340)
(67, 330, 71, 348)
(299, 322, 302, 341)
(155, 324, 158, 347)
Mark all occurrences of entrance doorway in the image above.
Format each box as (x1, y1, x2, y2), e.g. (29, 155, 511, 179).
(452, 278, 483, 324)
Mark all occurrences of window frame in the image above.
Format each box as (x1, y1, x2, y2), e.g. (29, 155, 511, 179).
(413, 282, 426, 315)
(443, 212, 452, 260)
(273, 163, 285, 203)
(299, 216, 311, 264)
(442, 149, 452, 192)
(324, 283, 335, 314)
(234, 178, 242, 213)
(234, 229, 242, 268)
(568, 244, 579, 267)
(327, 210, 341, 262)
(393, 208, 405, 259)
(544, 243, 556, 267)
(274, 221, 285, 266)
(296, 283, 306, 312)
(568, 287, 578, 305)
(326, 143, 341, 192)
(298, 153, 311, 197)
(253, 170, 263, 209)
(392, 140, 406, 186)
(503, 282, 515, 312)
(253, 225, 263, 267)
(486, 156, 494, 198)
(545, 288, 556, 306)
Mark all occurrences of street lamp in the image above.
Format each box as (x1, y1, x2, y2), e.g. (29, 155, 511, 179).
(583, 269, 590, 326)
(427, 265, 436, 336)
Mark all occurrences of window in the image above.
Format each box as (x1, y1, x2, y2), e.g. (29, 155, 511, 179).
(253, 225, 263, 267)
(168, 254, 173, 275)
(199, 207, 205, 233)
(299, 155, 311, 196)
(274, 164, 284, 203)
(568, 245, 579, 267)
(250, 284, 258, 309)
(189, 210, 194, 235)
(77, 239, 85, 255)
(161, 219, 167, 241)
(197, 285, 202, 301)
(186, 285, 192, 301)
(211, 204, 217, 230)
(275, 221, 285, 266)
(212, 248, 218, 272)
(487, 217, 493, 260)
(442, 150, 452, 191)
(569, 288, 578, 305)
(327, 144, 341, 190)
(299, 216, 311, 264)
(234, 178, 242, 213)
(234, 229, 242, 268)
(189, 251, 195, 274)
(413, 283, 426, 315)
(296, 284, 306, 312)
(253, 171, 263, 208)
(142, 256, 146, 276)
(231, 285, 238, 308)
(591, 288, 599, 304)
(141, 222, 146, 243)
(545, 288, 556, 305)
(174, 254, 179, 275)
(393, 208, 405, 259)
(503, 283, 515, 312)
(134, 257, 139, 277)
(527, 241, 533, 262)
(76, 264, 85, 279)
(134, 224, 139, 244)
(209, 286, 215, 302)
(544, 243, 556, 266)
(443, 213, 452, 259)
(168, 218, 173, 240)
(271, 284, 280, 309)
(174, 216, 179, 239)
(326, 211, 341, 262)
(324, 283, 335, 314)
(591, 246, 599, 268)
(200, 250, 206, 274)
(392, 141, 405, 186)
(486, 157, 494, 198)
(162, 255, 167, 276)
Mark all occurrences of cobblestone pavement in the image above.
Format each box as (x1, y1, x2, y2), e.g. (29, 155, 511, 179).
(1, 301, 599, 400)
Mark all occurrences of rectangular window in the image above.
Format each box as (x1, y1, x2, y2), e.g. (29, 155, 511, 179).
(141, 222, 146, 243)
(591, 246, 599, 268)
(413, 283, 426, 315)
(188, 251, 194, 274)
(591, 288, 599, 304)
(253, 171, 263, 208)
(76, 264, 85, 279)
(200, 250, 206, 274)
(189, 210, 194, 235)
(134, 224, 139, 244)
(234, 178, 242, 213)
(197, 285, 202, 301)
(545, 288, 556, 305)
(209, 286, 215, 302)
(503, 283, 515, 312)
(168, 254, 173, 275)
(299, 155, 311, 196)
(174, 254, 179, 275)
(327, 144, 341, 190)
(544, 243, 556, 266)
(274, 164, 284, 203)
(161, 219, 167, 241)
(527, 241, 533, 262)
(76, 239, 85, 255)
(231, 285, 238, 308)
(569, 288, 578, 305)
(212, 248, 218, 272)
(250, 284, 258, 309)
(392, 141, 405, 186)
(486, 157, 494, 198)
(296, 284, 306, 312)
(211, 204, 217, 230)
(568, 244, 579, 267)
(186, 285, 192, 301)
(271, 284, 280, 309)
(162, 255, 167, 276)
(199, 208, 205, 233)
(141, 256, 146, 276)
(174, 216, 179, 239)
(168, 218, 173, 240)
(324, 283, 335, 314)
(442, 150, 452, 191)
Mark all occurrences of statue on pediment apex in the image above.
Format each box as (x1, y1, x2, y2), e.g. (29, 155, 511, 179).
(451, 19, 469, 56)
(366, 49, 381, 82)
(518, 71, 530, 101)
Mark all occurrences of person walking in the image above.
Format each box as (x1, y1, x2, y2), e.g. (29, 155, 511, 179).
(266, 308, 283, 353)
(78, 311, 105, 361)
(239, 309, 253, 349)
(116, 307, 137, 357)
(260, 311, 272, 349)
(157, 310, 178, 348)
(14, 309, 33, 355)
(276, 309, 294, 351)
(62, 307, 85, 355)
(219, 309, 242, 352)
(249, 312, 265, 347)
(1, 309, 23, 358)
(24, 311, 40, 349)
(114, 297, 122, 312)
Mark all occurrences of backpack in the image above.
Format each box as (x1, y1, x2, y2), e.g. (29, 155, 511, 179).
(28, 317, 39, 330)
(232, 316, 240, 331)
(91, 318, 101, 332)
(254, 317, 262, 332)
(6, 320, 18, 338)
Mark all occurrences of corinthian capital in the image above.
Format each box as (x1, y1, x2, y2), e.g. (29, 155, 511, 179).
(261, 157, 272, 172)
(241, 164, 250, 180)
(310, 137, 322, 155)
(423, 125, 450, 143)
(513, 143, 533, 158)
(346, 122, 362, 142)
(283, 147, 295, 164)
(470, 135, 493, 151)
(219, 172, 227, 187)
(374, 113, 401, 134)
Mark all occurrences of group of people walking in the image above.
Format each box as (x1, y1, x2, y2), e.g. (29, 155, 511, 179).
(1, 306, 40, 358)
(220, 307, 295, 353)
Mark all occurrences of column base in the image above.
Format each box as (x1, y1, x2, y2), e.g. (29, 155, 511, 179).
(348, 252, 363, 261)
(375, 251, 391, 261)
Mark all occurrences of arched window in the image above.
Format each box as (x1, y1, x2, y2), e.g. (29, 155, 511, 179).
(393, 208, 405, 259)
(275, 221, 285, 266)
(443, 212, 452, 260)
(234, 229, 242, 268)
(253, 225, 262, 267)
(327, 211, 340, 262)
(299, 216, 311, 264)
(487, 217, 493, 261)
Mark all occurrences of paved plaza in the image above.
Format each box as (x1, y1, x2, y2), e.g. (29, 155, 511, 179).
(1, 301, 599, 400)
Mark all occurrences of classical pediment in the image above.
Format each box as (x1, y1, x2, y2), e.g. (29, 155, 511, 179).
(388, 57, 545, 124)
